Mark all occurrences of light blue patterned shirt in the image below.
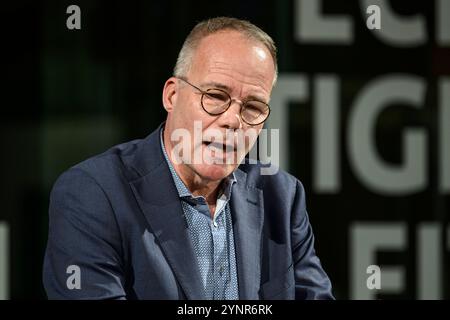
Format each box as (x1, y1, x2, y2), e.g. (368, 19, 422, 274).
(160, 128, 239, 300)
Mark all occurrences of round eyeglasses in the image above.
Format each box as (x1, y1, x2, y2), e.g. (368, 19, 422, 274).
(177, 77, 270, 126)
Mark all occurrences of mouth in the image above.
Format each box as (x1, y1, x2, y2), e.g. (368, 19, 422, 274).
(202, 140, 237, 152)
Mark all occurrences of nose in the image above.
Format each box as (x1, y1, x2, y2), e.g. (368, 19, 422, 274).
(217, 100, 242, 129)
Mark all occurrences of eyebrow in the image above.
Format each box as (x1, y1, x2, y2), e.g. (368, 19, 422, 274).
(200, 81, 231, 91)
(200, 81, 268, 104)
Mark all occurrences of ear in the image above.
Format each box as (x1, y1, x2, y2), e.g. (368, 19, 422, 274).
(162, 77, 178, 113)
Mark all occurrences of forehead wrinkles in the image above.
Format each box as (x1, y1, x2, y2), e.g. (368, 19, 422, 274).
(205, 61, 272, 97)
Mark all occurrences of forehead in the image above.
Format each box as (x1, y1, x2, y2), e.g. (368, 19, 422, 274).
(188, 30, 275, 94)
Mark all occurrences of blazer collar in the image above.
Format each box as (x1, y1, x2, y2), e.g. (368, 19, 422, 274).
(128, 124, 264, 300)
(230, 168, 264, 299)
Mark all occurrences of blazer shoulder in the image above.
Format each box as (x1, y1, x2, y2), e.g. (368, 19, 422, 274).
(53, 137, 149, 191)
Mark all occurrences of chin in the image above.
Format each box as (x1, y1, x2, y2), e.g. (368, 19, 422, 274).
(195, 163, 235, 182)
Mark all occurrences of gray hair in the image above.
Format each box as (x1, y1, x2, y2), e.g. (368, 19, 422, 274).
(173, 17, 278, 86)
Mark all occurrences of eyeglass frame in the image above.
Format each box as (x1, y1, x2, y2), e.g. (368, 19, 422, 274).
(175, 77, 271, 126)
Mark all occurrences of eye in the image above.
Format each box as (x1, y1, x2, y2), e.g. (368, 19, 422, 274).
(245, 104, 262, 112)
(245, 101, 267, 114)
(242, 101, 270, 123)
(205, 89, 229, 103)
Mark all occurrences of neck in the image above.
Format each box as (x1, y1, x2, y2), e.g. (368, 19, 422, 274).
(187, 176, 222, 205)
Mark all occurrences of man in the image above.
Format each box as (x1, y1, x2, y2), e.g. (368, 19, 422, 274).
(43, 17, 333, 300)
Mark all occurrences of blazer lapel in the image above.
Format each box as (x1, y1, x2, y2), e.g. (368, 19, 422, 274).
(130, 169, 205, 299)
(231, 168, 264, 300)
(127, 126, 205, 300)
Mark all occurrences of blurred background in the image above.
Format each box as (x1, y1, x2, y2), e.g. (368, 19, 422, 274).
(1, 0, 449, 299)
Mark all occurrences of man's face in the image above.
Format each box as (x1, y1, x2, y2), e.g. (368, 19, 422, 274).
(163, 30, 275, 182)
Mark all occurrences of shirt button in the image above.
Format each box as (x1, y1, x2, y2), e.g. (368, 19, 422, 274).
(213, 221, 218, 228)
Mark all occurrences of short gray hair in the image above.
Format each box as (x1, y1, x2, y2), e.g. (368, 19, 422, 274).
(173, 17, 278, 86)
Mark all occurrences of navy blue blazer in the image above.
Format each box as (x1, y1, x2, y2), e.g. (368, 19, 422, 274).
(43, 124, 334, 300)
